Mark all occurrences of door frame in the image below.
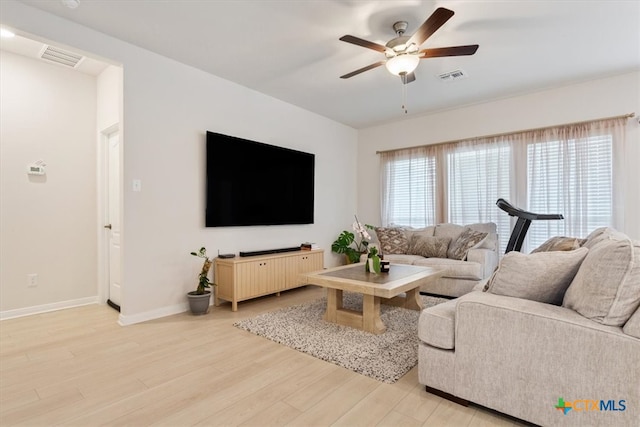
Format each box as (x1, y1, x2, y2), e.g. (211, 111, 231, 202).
(97, 123, 121, 308)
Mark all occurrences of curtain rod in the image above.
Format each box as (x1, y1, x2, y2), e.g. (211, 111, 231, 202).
(375, 112, 635, 155)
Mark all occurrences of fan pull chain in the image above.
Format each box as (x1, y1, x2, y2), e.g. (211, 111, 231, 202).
(401, 76, 408, 114)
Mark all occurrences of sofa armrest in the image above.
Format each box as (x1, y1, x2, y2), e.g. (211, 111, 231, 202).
(452, 291, 640, 426)
(466, 248, 498, 279)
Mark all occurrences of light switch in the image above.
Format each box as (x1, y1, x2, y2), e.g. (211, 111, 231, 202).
(132, 179, 142, 192)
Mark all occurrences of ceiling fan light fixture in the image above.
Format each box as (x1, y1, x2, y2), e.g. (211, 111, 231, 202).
(0, 28, 15, 38)
(385, 54, 420, 76)
(61, 0, 80, 9)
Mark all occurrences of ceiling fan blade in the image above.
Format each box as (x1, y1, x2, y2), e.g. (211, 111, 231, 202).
(419, 45, 479, 58)
(340, 61, 386, 79)
(407, 7, 455, 47)
(339, 35, 388, 53)
(401, 72, 416, 84)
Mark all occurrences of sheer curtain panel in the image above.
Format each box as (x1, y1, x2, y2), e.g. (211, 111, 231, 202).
(380, 147, 437, 228)
(378, 115, 628, 252)
(525, 118, 626, 250)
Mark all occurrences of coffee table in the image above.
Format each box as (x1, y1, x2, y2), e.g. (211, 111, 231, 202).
(300, 264, 443, 334)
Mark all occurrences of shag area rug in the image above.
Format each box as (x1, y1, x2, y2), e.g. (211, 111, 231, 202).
(233, 293, 448, 384)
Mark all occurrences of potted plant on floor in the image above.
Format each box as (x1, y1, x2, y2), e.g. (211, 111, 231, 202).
(331, 216, 374, 264)
(188, 247, 214, 315)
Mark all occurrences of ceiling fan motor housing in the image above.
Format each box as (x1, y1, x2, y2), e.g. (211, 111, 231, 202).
(386, 22, 419, 56)
(392, 21, 408, 36)
(386, 36, 411, 55)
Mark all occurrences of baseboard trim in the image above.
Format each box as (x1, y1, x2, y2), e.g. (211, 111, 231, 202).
(0, 296, 99, 320)
(118, 302, 189, 326)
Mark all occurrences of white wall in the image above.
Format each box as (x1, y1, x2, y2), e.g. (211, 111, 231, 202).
(0, 51, 98, 313)
(357, 71, 640, 240)
(0, 1, 358, 323)
(97, 65, 122, 131)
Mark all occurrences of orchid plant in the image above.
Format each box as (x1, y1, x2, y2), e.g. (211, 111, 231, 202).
(331, 216, 375, 264)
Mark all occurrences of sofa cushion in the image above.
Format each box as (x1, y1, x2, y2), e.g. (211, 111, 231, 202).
(418, 299, 457, 350)
(413, 257, 484, 280)
(404, 226, 435, 241)
(447, 228, 488, 260)
(531, 236, 586, 253)
(434, 223, 466, 242)
(623, 306, 640, 339)
(486, 248, 588, 305)
(374, 227, 409, 254)
(563, 234, 640, 326)
(581, 226, 616, 250)
(407, 235, 450, 258)
(383, 254, 424, 265)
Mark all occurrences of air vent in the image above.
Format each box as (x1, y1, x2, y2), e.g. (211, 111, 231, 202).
(438, 69, 468, 82)
(40, 45, 83, 68)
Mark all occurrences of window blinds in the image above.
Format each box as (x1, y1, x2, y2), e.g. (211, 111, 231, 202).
(379, 116, 626, 253)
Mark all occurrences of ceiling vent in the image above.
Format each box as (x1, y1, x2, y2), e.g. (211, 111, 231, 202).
(40, 45, 84, 68)
(438, 69, 468, 82)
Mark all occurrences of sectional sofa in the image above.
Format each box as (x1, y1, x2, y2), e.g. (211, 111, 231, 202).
(371, 223, 499, 297)
(417, 227, 640, 426)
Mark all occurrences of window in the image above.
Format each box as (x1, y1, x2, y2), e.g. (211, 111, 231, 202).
(379, 118, 624, 254)
(447, 143, 511, 253)
(381, 151, 435, 228)
(527, 135, 613, 250)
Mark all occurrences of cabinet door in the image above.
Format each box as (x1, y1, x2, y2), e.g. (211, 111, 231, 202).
(284, 252, 324, 289)
(265, 257, 285, 293)
(304, 251, 324, 272)
(214, 261, 235, 302)
(235, 258, 285, 299)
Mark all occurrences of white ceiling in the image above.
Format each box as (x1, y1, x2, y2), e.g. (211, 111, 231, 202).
(10, 0, 640, 128)
(0, 33, 108, 75)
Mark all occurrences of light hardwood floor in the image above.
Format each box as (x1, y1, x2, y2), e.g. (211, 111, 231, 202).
(0, 286, 530, 426)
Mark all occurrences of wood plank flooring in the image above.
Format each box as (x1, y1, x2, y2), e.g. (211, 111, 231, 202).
(0, 286, 529, 426)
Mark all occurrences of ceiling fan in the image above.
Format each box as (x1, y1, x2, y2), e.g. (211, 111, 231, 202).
(339, 7, 479, 84)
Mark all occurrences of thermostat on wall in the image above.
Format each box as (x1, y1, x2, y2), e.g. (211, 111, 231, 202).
(27, 161, 46, 176)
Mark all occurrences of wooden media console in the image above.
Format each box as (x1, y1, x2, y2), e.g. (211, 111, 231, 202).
(214, 249, 324, 311)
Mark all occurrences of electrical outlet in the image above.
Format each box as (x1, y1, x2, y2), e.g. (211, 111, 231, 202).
(27, 273, 38, 288)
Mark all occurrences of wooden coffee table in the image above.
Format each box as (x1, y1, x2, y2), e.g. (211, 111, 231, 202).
(300, 264, 443, 334)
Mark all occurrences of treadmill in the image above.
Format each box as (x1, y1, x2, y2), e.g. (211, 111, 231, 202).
(496, 198, 563, 253)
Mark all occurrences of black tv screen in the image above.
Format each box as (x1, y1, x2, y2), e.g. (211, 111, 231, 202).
(206, 131, 315, 227)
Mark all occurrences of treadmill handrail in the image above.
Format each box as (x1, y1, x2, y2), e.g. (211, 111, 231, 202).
(496, 198, 564, 221)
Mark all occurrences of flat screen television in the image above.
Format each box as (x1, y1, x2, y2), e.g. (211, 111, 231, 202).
(206, 131, 315, 227)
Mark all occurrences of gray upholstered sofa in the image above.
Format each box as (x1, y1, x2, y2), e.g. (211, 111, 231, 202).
(372, 223, 499, 297)
(418, 227, 640, 426)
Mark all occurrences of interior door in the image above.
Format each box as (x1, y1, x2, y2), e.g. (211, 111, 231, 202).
(106, 131, 122, 309)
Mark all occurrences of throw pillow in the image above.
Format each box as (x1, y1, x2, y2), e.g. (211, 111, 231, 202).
(563, 237, 640, 326)
(447, 228, 488, 260)
(404, 226, 435, 241)
(467, 222, 498, 251)
(375, 227, 409, 254)
(407, 235, 451, 258)
(581, 226, 614, 249)
(434, 223, 466, 243)
(486, 248, 589, 305)
(531, 236, 586, 253)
